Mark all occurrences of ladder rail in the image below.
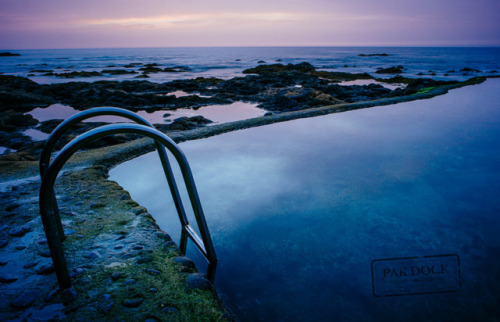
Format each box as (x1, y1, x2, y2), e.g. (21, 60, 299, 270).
(39, 107, 189, 243)
(39, 123, 217, 289)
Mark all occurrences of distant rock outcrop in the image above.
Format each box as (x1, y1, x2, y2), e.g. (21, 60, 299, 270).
(0, 52, 20, 57)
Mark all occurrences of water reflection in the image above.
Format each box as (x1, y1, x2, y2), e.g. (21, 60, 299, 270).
(27, 101, 265, 125)
(110, 79, 500, 320)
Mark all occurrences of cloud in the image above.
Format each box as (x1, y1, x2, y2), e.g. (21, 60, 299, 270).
(80, 12, 305, 29)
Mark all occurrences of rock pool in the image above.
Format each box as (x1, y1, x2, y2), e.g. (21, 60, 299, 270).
(110, 79, 500, 320)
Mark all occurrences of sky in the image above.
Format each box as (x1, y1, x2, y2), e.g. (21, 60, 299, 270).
(0, 0, 499, 49)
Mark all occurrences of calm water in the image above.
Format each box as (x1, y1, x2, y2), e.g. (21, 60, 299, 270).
(110, 79, 500, 320)
(27, 102, 265, 125)
(1, 47, 499, 83)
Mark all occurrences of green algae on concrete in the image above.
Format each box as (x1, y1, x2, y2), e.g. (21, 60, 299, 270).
(0, 165, 232, 321)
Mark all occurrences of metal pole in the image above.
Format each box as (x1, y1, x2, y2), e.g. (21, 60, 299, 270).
(39, 107, 189, 239)
(39, 123, 217, 288)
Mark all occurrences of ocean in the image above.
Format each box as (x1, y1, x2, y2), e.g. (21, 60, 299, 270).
(1, 47, 500, 84)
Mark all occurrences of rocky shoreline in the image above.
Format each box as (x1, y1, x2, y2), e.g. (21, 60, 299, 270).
(1, 62, 487, 163)
(0, 63, 493, 320)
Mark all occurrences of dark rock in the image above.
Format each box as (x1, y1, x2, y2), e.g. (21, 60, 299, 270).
(36, 119, 64, 134)
(186, 273, 211, 290)
(122, 279, 136, 285)
(162, 306, 178, 314)
(8, 225, 32, 237)
(0, 259, 8, 265)
(132, 245, 144, 250)
(78, 277, 93, 285)
(122, 252, 135, 259)
(164, 66, 191, 73)
(134, 206, 147, 215)
(54, 71, 103, 78)
(0, 110, 39, 132)
(139, 66, 163, 73)
(5, 203, 20, 211)
(460, 67, 480, 73)
(145, 268, 161, 275)
(64, 229, 77, 236)
(168, 116, 212, 131)
(165, 241, 176, 248)
(123, 297, 144, 307)
(98, 294, 114, 313)
(10, 290, 38, 309)
(173, 256, 195, 269)
(101, 69, 138, 75)
(90, 202, 106, 209)
(375, 66, 404, 74)
(0, 239, 8, 248)
(124, 63, 143, 68)
(38, 249, 51, 257)
(37, 263, 55, 275)
(155, 232, 172, 241)
(44, 288, 60, 302)
(23, 261, 39, 269)
(0, 273, 18, 283)
(0, 75, 54, 110)
(0, 52, 21, 57)
(359, 53, 389, 57)
(30, 69, 52, 73)
(83, 251, 101, 259)
(15, 245, 26, 250)
(137, 256, 152, 264)
(243, 62, 316, 74)
(71, 267, 86, 277)
(111, 272, 126, 281)
(186, 115, 212, 124)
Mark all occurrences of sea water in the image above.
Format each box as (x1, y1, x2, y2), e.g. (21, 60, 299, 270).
(110, 78, 500, 320)
(1, 47, 499, 84)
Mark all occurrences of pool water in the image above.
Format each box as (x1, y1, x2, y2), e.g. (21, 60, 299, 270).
(110, 79, 500, 320)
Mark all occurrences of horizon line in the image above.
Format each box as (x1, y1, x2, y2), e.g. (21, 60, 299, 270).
(2, 44, 500, 51)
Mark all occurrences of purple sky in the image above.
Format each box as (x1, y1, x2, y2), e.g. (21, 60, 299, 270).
(1, 0, 499, 49)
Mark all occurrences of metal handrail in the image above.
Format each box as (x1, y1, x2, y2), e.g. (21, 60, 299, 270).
(40, 107, 155, 174)
(39, 123, 217, 289)
(39, 107, 189, 249)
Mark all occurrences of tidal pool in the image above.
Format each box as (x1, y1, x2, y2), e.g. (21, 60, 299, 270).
(27, 101, 264, 125)
(110, 79, 500, 320)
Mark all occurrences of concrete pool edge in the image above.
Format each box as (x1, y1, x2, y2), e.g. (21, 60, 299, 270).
(36, 75, 488, 172)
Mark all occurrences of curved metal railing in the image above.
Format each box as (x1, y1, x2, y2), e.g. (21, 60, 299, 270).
(39, 119, 217, 289)
(39, 108, 189, 246)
